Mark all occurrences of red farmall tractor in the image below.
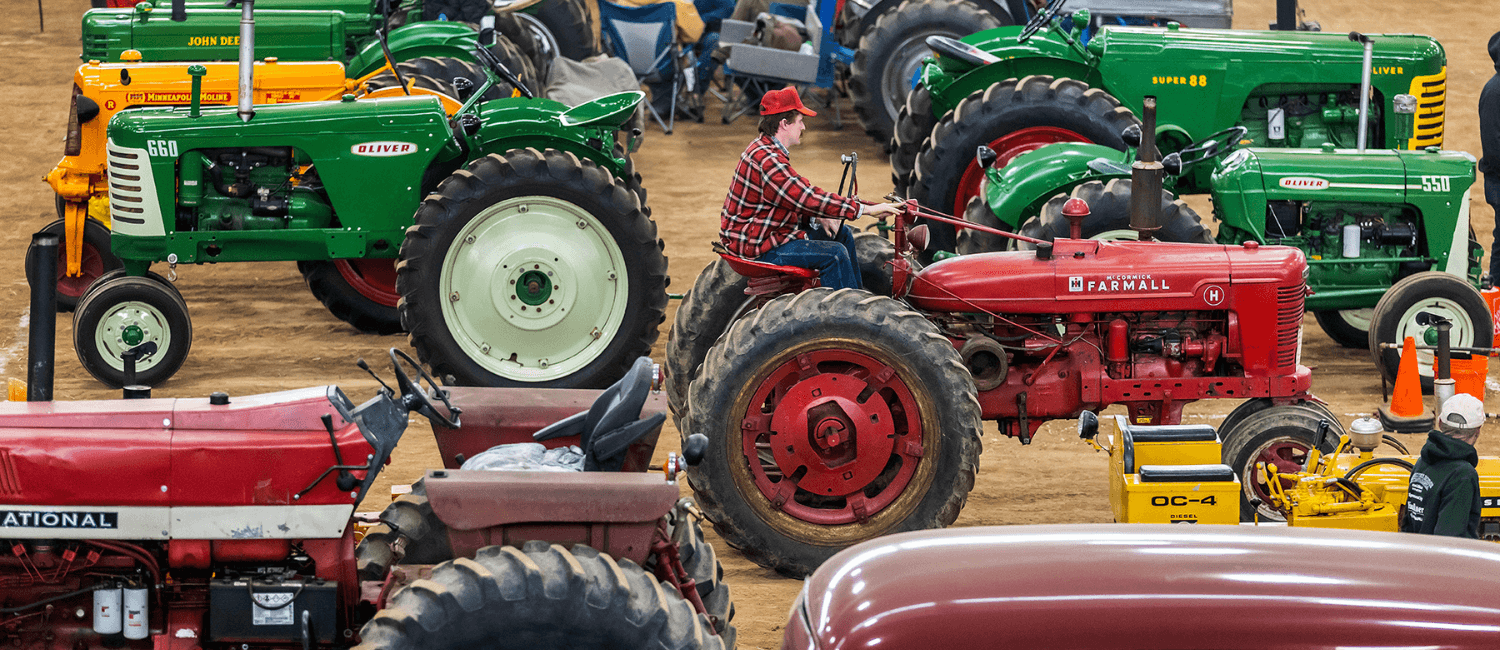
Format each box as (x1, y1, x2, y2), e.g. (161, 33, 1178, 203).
(669, 181, 1326, 576)
(0, 342, 734, 649)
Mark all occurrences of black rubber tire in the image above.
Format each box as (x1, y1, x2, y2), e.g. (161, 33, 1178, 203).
(1313, 309, 1373, 349)
(850, 0, 1002, 150)
(1014, 179, 1214, 247)
(25, 218, 121, 313)
(911, 75, 1139, 251)
(1367, 271, 1493, 393)
(488, 35, 543, 97)
(397, 148, 668, 388)
(365, 56, 515, 102)
(73, 275, 192, 388)
(297, 260, 403, 335)
(649, 510, 736, 645)
(355, 541, 724, 650)
(685, 288, 982, 577)
(890, 84, 933, 197)
(494, 11, 552, 84)
(532, 0, 602, 61)
(356, 490, 453, 581)
(1220, 404, 1340, 522)
(954, 187, 1013, 254)
(663, 234, 893, 433)
(80, 268, 180, 305)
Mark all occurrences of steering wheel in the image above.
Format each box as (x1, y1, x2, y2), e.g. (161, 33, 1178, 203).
(389, 348, 462, 429)
(474, 44, 534, 99)
(1018, 0, 1067, 43)
(1170, 126, 1249, 170)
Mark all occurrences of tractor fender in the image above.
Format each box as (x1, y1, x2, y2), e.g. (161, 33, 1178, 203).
(852, 0, 1020, 42)
(346, 22, 481, 78)
(932, 52, 1098, 116)
(473, 94, 643, 177)
(984, 142, 1126, 229)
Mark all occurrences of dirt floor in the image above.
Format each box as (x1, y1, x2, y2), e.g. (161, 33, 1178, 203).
(4, 0, 1500, 647)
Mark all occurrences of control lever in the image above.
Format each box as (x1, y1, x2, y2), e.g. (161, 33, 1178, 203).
(356, 358, 396, 395)
(322, 414, 359, 492)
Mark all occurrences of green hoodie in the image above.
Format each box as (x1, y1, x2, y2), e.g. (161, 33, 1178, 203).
(1401, 431, 1481, 538)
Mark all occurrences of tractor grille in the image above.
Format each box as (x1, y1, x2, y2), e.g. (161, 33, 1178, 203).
(82, 34, 112, 61)
(1408, 67, 1445, 149)
(1275, 281, 1305, 368)
(104, 141, 164, 236)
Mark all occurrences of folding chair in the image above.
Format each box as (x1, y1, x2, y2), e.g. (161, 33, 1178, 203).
(717, 0, 853, 126)
(598, 0, 683, 134)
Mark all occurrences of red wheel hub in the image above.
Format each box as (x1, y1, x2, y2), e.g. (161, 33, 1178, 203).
(335, 258, 399, 308)
(741, 350, 925, 525)
(56, 240, 106, 300)
(1248, 440, 1311, 501)
(952, 126, 1092, 214)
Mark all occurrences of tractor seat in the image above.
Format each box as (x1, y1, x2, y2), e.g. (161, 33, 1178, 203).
(712, 242, 819, 279)
(1138, 464, 1236, 483)
(1119, 422, 1219, 443)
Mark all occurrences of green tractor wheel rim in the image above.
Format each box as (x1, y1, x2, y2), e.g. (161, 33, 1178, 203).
(1091, 229, 1141, 242)
(1394, 298, 1476, 378)
(94, 300, 172, 372)
(439, 196, 629, 383)
(1339, 308, 1374, 332)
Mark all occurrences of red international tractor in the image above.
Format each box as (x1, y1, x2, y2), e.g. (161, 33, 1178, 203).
(0, 338, 735, 649)
(669, 184, 1329, 577)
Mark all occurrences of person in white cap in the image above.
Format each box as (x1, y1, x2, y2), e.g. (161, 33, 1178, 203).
(1401, 393, 1485, 538)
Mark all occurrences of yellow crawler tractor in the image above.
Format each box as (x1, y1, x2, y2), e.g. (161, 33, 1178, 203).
(1079, 411, 1500, 540)
(38, 54, 461, 310)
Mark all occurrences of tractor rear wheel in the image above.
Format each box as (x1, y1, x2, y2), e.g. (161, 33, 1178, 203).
(494, 12, 552, 84)
(73, 275, 192, 388)
(532, 0, 602, 61)
(356, 489, 453, 581)
(1368, 271, 1493, 393)
(664, 234, 894, 432)
(911, 75, 1138, 252)
(298, 260, 403, 335)
(890, 84, 933, 196)
(1220, 404, 1342, 522)
(849, 0, 1003, 150)
(398, 148, 667, 388)
(355, 541, 725, 650)
(26, 218, 121, 313)
(685, 288, 981, 577)
(1013, 179, 1214, 247)
(955, 186, 1014, 254)
(1313, 309, 1374, 349)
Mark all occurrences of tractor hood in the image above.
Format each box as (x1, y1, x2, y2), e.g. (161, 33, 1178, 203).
(81, 6, 346, 63)
(1087, 26, 1444, 68)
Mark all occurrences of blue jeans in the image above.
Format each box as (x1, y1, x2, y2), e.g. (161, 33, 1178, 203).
(758, 224, 861, 290)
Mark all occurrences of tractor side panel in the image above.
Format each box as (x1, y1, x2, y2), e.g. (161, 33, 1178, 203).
(82, 8, 346, 63)
(1399, 149, 1477, 278)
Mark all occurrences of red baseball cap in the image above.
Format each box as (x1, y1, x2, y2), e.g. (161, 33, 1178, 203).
(760, 86, 817, 117)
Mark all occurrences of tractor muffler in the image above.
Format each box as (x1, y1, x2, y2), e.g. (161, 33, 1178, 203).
(1128, 96, 1163, 241)
(235, 0, 256, 122)
(26, 233, 57, 402)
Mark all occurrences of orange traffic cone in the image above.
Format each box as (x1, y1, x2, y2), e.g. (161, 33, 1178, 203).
(1378, 336, 1435, 433)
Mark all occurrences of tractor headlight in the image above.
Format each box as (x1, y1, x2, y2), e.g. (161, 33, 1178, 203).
(64, 85, 99, 158)
(1393, 94, 1418, 114)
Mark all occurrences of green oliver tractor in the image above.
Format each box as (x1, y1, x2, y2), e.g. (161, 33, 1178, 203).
(955, 109, 1486, 388)
(80, 9, 664, 391)
(891, 0, 1447, 257)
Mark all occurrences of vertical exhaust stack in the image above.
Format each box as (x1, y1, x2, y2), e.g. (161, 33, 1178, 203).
(26, 233, 58, 402)
(237, 0, 255, 122)
(1128, 96, 1163, 241)
(1351, 32, 1373, 152)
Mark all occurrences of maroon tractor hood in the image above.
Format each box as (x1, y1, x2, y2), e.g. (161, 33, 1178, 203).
(795, 524, 1500, 649)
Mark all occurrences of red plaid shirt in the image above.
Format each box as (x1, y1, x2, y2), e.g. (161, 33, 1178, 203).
(720, 135, 860, 258)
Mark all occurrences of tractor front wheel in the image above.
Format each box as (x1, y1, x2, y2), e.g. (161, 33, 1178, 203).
(1013, 179, 1214, 247)
(1220, 404, 1342, 522)
(1313, 309, 1374, 349)
(298, 259, 403, 335)
(651, 507, 737, 645)
(849, 0, 1002, 150)
(910, 75, 1138, 253)
(354, 541, 725, 650)
(685, 288, 981, 577)
(355, 487, 453, 581)
(73, 275, 192, 388)
(26, 218, 121, 312)
(1368, 271, 1493, 393)
(398, 148, 667, 388)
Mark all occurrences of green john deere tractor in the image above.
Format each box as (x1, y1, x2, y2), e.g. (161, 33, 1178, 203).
(891, 0, 1447, 255)
(954, 98, 1486, 388)
(78, 3, 665, 391)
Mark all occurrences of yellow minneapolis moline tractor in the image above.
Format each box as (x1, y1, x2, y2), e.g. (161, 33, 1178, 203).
(38, 54, 469, 314)
(1078, 410, 1500, 539)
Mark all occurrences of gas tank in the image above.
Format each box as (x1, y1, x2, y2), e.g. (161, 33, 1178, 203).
(0, 387, 367, 540)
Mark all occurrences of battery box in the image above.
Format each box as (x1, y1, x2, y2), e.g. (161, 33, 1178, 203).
(208, 577, 338, 644)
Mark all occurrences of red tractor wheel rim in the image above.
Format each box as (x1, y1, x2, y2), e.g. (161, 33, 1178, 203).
(56, 241, 106, 300)
(335, 259, 400, 308)
(1247, 440, 1311, 505)
(952, 126, 1092, 214)
(739, 349, 925, 525)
